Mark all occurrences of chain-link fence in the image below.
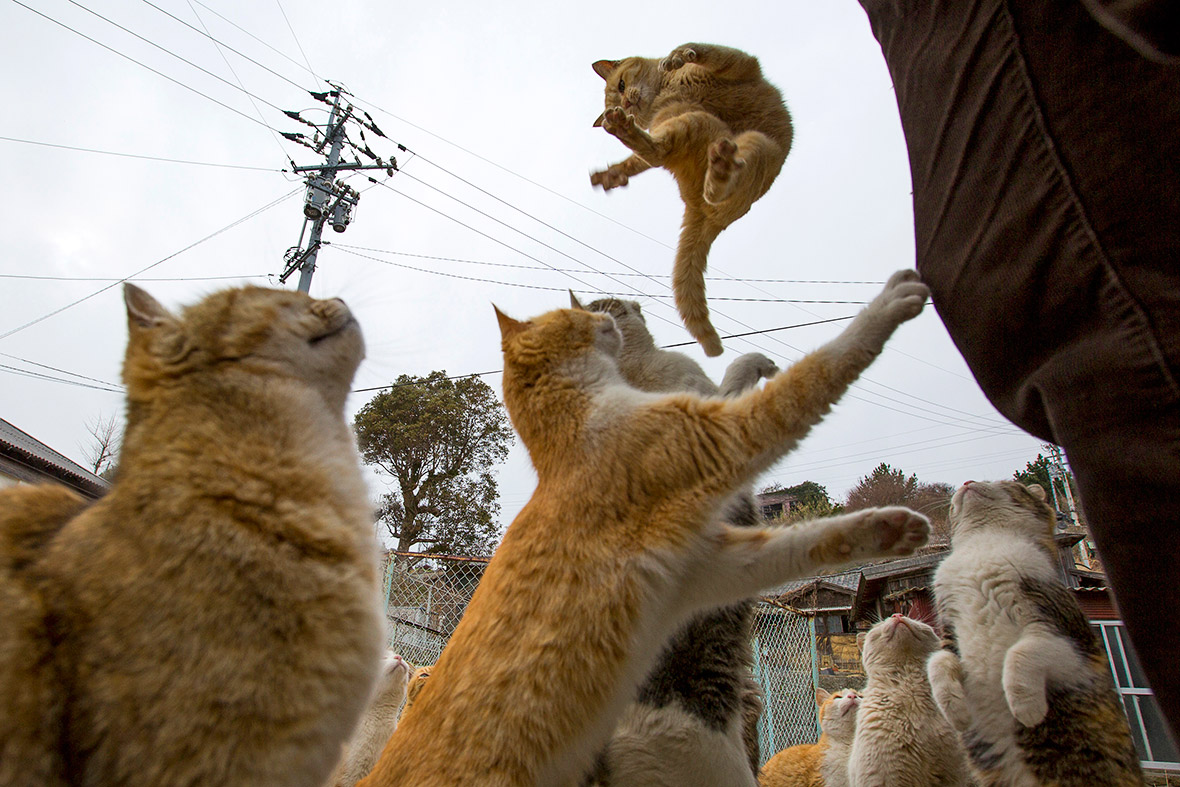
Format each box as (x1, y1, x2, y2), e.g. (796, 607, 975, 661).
(382, 551, 488, 667)
(382, 552, 824, 769)
(751, 601, 820, 765)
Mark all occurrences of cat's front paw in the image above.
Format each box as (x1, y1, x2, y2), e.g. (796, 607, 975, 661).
(868, 269, 930, 326)
(659, 47, 697, 72)
(591, 166, 629, 191)
(928, 651, 972, 732)
(836, 506, 930, 562)
(1006, 685, 1049, 728)
(600, 106, 635, 139)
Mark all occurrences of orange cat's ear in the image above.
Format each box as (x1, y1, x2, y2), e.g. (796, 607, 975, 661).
(592, 59, 617, 80)
(856, 631, 867, 650)
(124, 283, 174, 330)
(493, 304, 529, 341)
(569, 290, 587, 311)
(1026, 483, 1047, 501)
(814, 687, 832, 707)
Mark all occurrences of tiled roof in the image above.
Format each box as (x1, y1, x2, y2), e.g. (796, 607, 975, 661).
(0, 418, 109, 497)
(769, 569, 862, 597)
(860, 550, 949, 580)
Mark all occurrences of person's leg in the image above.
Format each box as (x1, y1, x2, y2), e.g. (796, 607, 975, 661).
(858, 0, 1180, 737)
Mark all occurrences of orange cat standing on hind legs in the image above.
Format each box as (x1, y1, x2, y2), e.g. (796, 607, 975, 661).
(591, 42, 793, 357)
(0, 285, 385, 787)
(358, 270, 930, 787)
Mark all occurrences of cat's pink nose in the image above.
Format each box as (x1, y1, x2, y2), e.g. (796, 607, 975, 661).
(891, 613, 904, 619)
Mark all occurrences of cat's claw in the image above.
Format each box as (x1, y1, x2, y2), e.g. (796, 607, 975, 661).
(659, 47, 698, 72)
(600, 106, 634, 138)
(591, 167, 629, 191)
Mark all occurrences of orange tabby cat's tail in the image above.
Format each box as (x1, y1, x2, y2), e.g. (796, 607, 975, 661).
(673, 216, 725, 357)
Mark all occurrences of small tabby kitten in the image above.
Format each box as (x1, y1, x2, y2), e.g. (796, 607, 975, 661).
(0, 285, 384, 787)
(928, 480, 1144, 786)
(358, 270, 930, 787)
(574, 293, 776, 785)
(847, 615, 970, 787)
(591, 43, 793, 357)
(759, 688, 860, 787)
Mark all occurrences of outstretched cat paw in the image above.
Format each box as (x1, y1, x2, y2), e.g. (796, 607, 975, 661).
(600, 106, 635, 139)
(869, 269, 929, 326)
(659, 47, 698, 72)
(703, 138, 745, 205)
(590, 166, 629, 191)
(814, 507, 930, 565)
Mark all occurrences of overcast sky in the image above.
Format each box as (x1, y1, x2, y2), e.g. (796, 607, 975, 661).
(0, 0, 1048, 540)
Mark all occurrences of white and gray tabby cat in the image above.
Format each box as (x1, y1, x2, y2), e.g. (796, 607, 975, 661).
(569, 293, 779, 397)
(571, 293, 777, 786)
(927, 480, 1144, 786)
(847, 615, 970, 787)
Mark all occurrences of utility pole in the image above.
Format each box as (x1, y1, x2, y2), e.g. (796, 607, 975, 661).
(278, 86, 401, 292)
(1045, 443, 1092, 568)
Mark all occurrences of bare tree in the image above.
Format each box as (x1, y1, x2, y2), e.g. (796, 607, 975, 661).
(81, 413, 122, 480)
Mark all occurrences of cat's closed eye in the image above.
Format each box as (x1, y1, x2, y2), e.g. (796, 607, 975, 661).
(617, 78, 625, 93)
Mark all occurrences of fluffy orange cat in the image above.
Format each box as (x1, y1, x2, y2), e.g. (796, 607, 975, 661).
(359, 270, 930, 787)
(591, 42, 793, 357)
(0, 285, 384, 787)
(759, 688, 861, 787)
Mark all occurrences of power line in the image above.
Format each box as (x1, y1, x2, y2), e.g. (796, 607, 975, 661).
(0, 363, 123, 393)
(0, 188, 300, 341)
(329, 242, 885, 285)
(11, 0, 285, 135)
(185, 0, 292, 163)
(0, 273, 268, 282)
(0, 136, 281, 171)
(273, 0, 316, 77)
(62, 0, 293, 120)
(329, 244, 867, 304)
(188, 0, 316, 80)
(0, 352, 122, 389)
(138, 0, 313, 95)
(393, 168, 662, 301)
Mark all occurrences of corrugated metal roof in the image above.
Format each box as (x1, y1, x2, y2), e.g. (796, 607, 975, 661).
(0, 417, 109, 495)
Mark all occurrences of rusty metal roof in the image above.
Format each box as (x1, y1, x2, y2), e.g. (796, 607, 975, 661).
(0, 417, 109, 497)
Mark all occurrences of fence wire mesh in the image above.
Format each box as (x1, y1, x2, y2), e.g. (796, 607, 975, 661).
(382, 553, 825, 769)
(382, 551, 488, 668)
(752, 602, 820, 765)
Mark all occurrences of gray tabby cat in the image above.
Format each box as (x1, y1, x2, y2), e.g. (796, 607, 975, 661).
(847, 615, 970, 787)
(570, 293, 777, 786)
(927, 480, 1144, 786)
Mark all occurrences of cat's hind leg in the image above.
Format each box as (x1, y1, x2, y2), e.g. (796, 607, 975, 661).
(703, 131, 787, 209)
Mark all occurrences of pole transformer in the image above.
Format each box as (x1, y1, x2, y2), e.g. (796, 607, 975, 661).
(279, 88, 400, 292)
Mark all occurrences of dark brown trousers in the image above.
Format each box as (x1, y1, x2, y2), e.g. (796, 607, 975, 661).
(857, 0, 1180, 739)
